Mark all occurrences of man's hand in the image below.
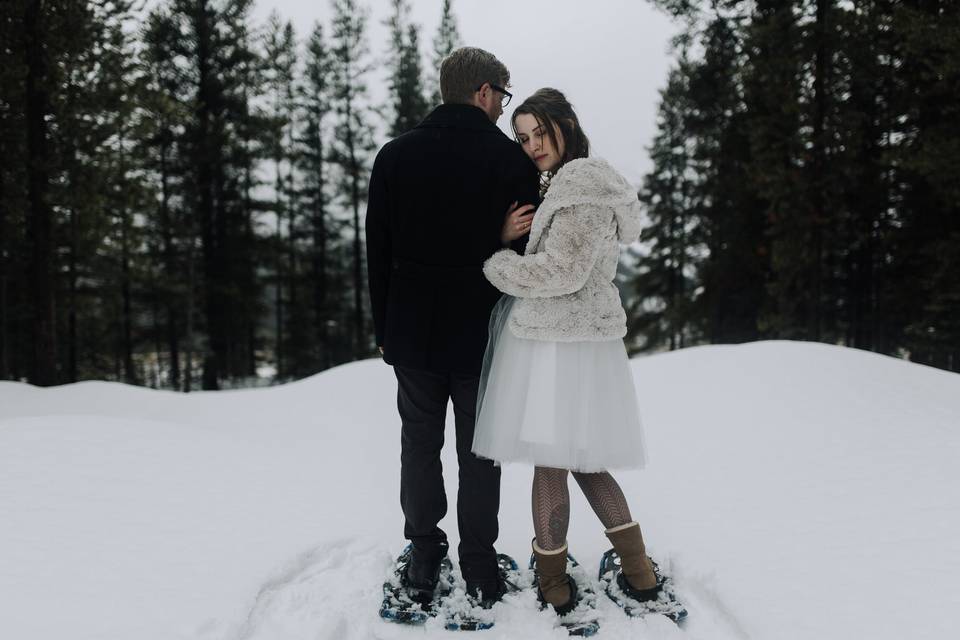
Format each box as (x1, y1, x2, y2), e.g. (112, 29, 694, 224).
(501, 201, 536, 245)
(378, 346, 384, 355)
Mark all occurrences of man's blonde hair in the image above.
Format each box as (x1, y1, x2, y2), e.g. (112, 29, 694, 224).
(439, 47, 510, 105)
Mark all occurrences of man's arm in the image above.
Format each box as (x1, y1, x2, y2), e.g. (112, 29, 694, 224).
(365, 149, 390, 349)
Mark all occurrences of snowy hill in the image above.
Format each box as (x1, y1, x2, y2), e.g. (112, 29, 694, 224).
(1, 341, 958, 640)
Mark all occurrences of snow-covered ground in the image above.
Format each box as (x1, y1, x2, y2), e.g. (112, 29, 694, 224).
(2, 341, 958, 640)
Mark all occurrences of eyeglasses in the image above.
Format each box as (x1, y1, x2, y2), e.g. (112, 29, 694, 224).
(476, 82, 512, 108)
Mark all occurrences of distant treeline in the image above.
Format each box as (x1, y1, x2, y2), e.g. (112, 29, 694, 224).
(2, 1, 958, 391)
(0, 0, 458, 388)
(628, 0, 959, 372)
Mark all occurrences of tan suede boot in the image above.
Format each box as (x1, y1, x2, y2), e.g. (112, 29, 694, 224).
(532, 540, 577, 614)
(604, 522, 658, 592)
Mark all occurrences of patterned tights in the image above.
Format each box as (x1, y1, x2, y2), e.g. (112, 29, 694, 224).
(532, 466, 633, 550)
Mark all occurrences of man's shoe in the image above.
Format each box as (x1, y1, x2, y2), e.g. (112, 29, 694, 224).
(466, 575, 508, 609)
(402, 541, 449, 604)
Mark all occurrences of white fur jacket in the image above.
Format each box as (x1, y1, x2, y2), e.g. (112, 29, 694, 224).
(483, 156, 642, 342)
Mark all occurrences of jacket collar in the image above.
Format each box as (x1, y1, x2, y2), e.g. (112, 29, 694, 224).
(416, 104, 504, 134)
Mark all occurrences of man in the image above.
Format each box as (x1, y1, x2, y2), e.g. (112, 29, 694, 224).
(366, 47, 539, 605)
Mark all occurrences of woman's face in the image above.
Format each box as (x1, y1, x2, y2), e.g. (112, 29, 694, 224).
(514, 113, 564, 173)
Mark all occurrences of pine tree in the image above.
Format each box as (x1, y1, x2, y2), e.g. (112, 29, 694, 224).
(21, 0, 64, 386)
(329, 0, 377, 357)
(296, 23, 338, 372)
(231, 1, 270, 383)
(141, 2, 211, 390)
(0, 0, 27, 380)
(628, 64, 702, 352)
(741, 1, 808, 340)
(165, 0, 263, 389)
(386, 0, 429, 136)
(263, 13, 299, 379)
(141, 6, 194, 389)
(827, 0, 897, 353)
(96, 0, 147, 385)
(897, 1, 960, 370)
(688, 14, 767, 344)
(429, 0, 461, 106)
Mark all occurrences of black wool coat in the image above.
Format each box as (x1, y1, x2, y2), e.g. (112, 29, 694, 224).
(366, 104, 540, 375)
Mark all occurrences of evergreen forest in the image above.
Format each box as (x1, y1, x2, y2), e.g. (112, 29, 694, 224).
(628, 0, 959, 373)
(1, 0, 957, 391)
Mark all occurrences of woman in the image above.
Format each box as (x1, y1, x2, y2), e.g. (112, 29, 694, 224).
(472, 88, 667, 617)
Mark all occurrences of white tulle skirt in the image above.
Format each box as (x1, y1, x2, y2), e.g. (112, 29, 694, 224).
(472, 296, 647, 473)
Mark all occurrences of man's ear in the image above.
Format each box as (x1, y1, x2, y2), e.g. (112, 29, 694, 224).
(482, 82, 497, 103)
(470, 83, 488, 109)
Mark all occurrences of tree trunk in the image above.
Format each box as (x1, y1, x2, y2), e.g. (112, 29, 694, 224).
(312, 124, 329, 370)
(158, 129, 180, 389)
(68, 202, 78, 382)
(809, 0, 830, 343)
(23, 0, 57, 386)
(0, 138, 9, 379)
(184, 235, 197, 393)
(345, 106, 365, 355)
(121, 205, 136, 384)
(275, 205, 284, 379)
(194, 1, 222, 390)
(242, 114, 256, 378)
(118, 126, 137, 384)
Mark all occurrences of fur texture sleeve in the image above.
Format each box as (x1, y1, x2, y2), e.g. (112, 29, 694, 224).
(483, 204, 610, 298)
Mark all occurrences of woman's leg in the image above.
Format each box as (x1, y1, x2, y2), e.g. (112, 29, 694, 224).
(532, 466, 570, 550)
(532, 466, 576, 610)
(572, 471, 657, 592)
(571, 471, 632, 529)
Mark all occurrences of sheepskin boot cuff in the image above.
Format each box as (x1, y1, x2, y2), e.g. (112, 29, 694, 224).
(532, 540, 575, 613)
(604, 521, 657, 591)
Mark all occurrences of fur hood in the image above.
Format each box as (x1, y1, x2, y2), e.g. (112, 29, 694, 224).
(529, 156, 642, 250)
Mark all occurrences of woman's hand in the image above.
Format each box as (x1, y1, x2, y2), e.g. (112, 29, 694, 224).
(501, 201, 536, 244)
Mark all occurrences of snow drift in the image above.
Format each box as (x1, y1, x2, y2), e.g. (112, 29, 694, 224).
(1, 341, 958, 640)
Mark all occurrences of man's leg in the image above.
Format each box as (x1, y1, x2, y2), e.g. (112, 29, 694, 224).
(395, 366, 449, 554)
(450, 372, 501, 589)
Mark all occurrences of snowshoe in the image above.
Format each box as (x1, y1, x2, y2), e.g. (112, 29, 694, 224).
(444, 553, 521, 631)
(528, 552, 600, 637)
(379, 544, 454, 625)
(598, 549, 687, 623)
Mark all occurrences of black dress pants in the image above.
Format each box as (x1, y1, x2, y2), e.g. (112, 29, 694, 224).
(395, 365, 501, 584)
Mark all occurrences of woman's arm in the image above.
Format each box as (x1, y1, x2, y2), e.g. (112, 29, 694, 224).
(483, 203, 610, 298)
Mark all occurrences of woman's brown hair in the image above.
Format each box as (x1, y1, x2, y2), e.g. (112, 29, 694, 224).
(511, 88, 590, 175)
